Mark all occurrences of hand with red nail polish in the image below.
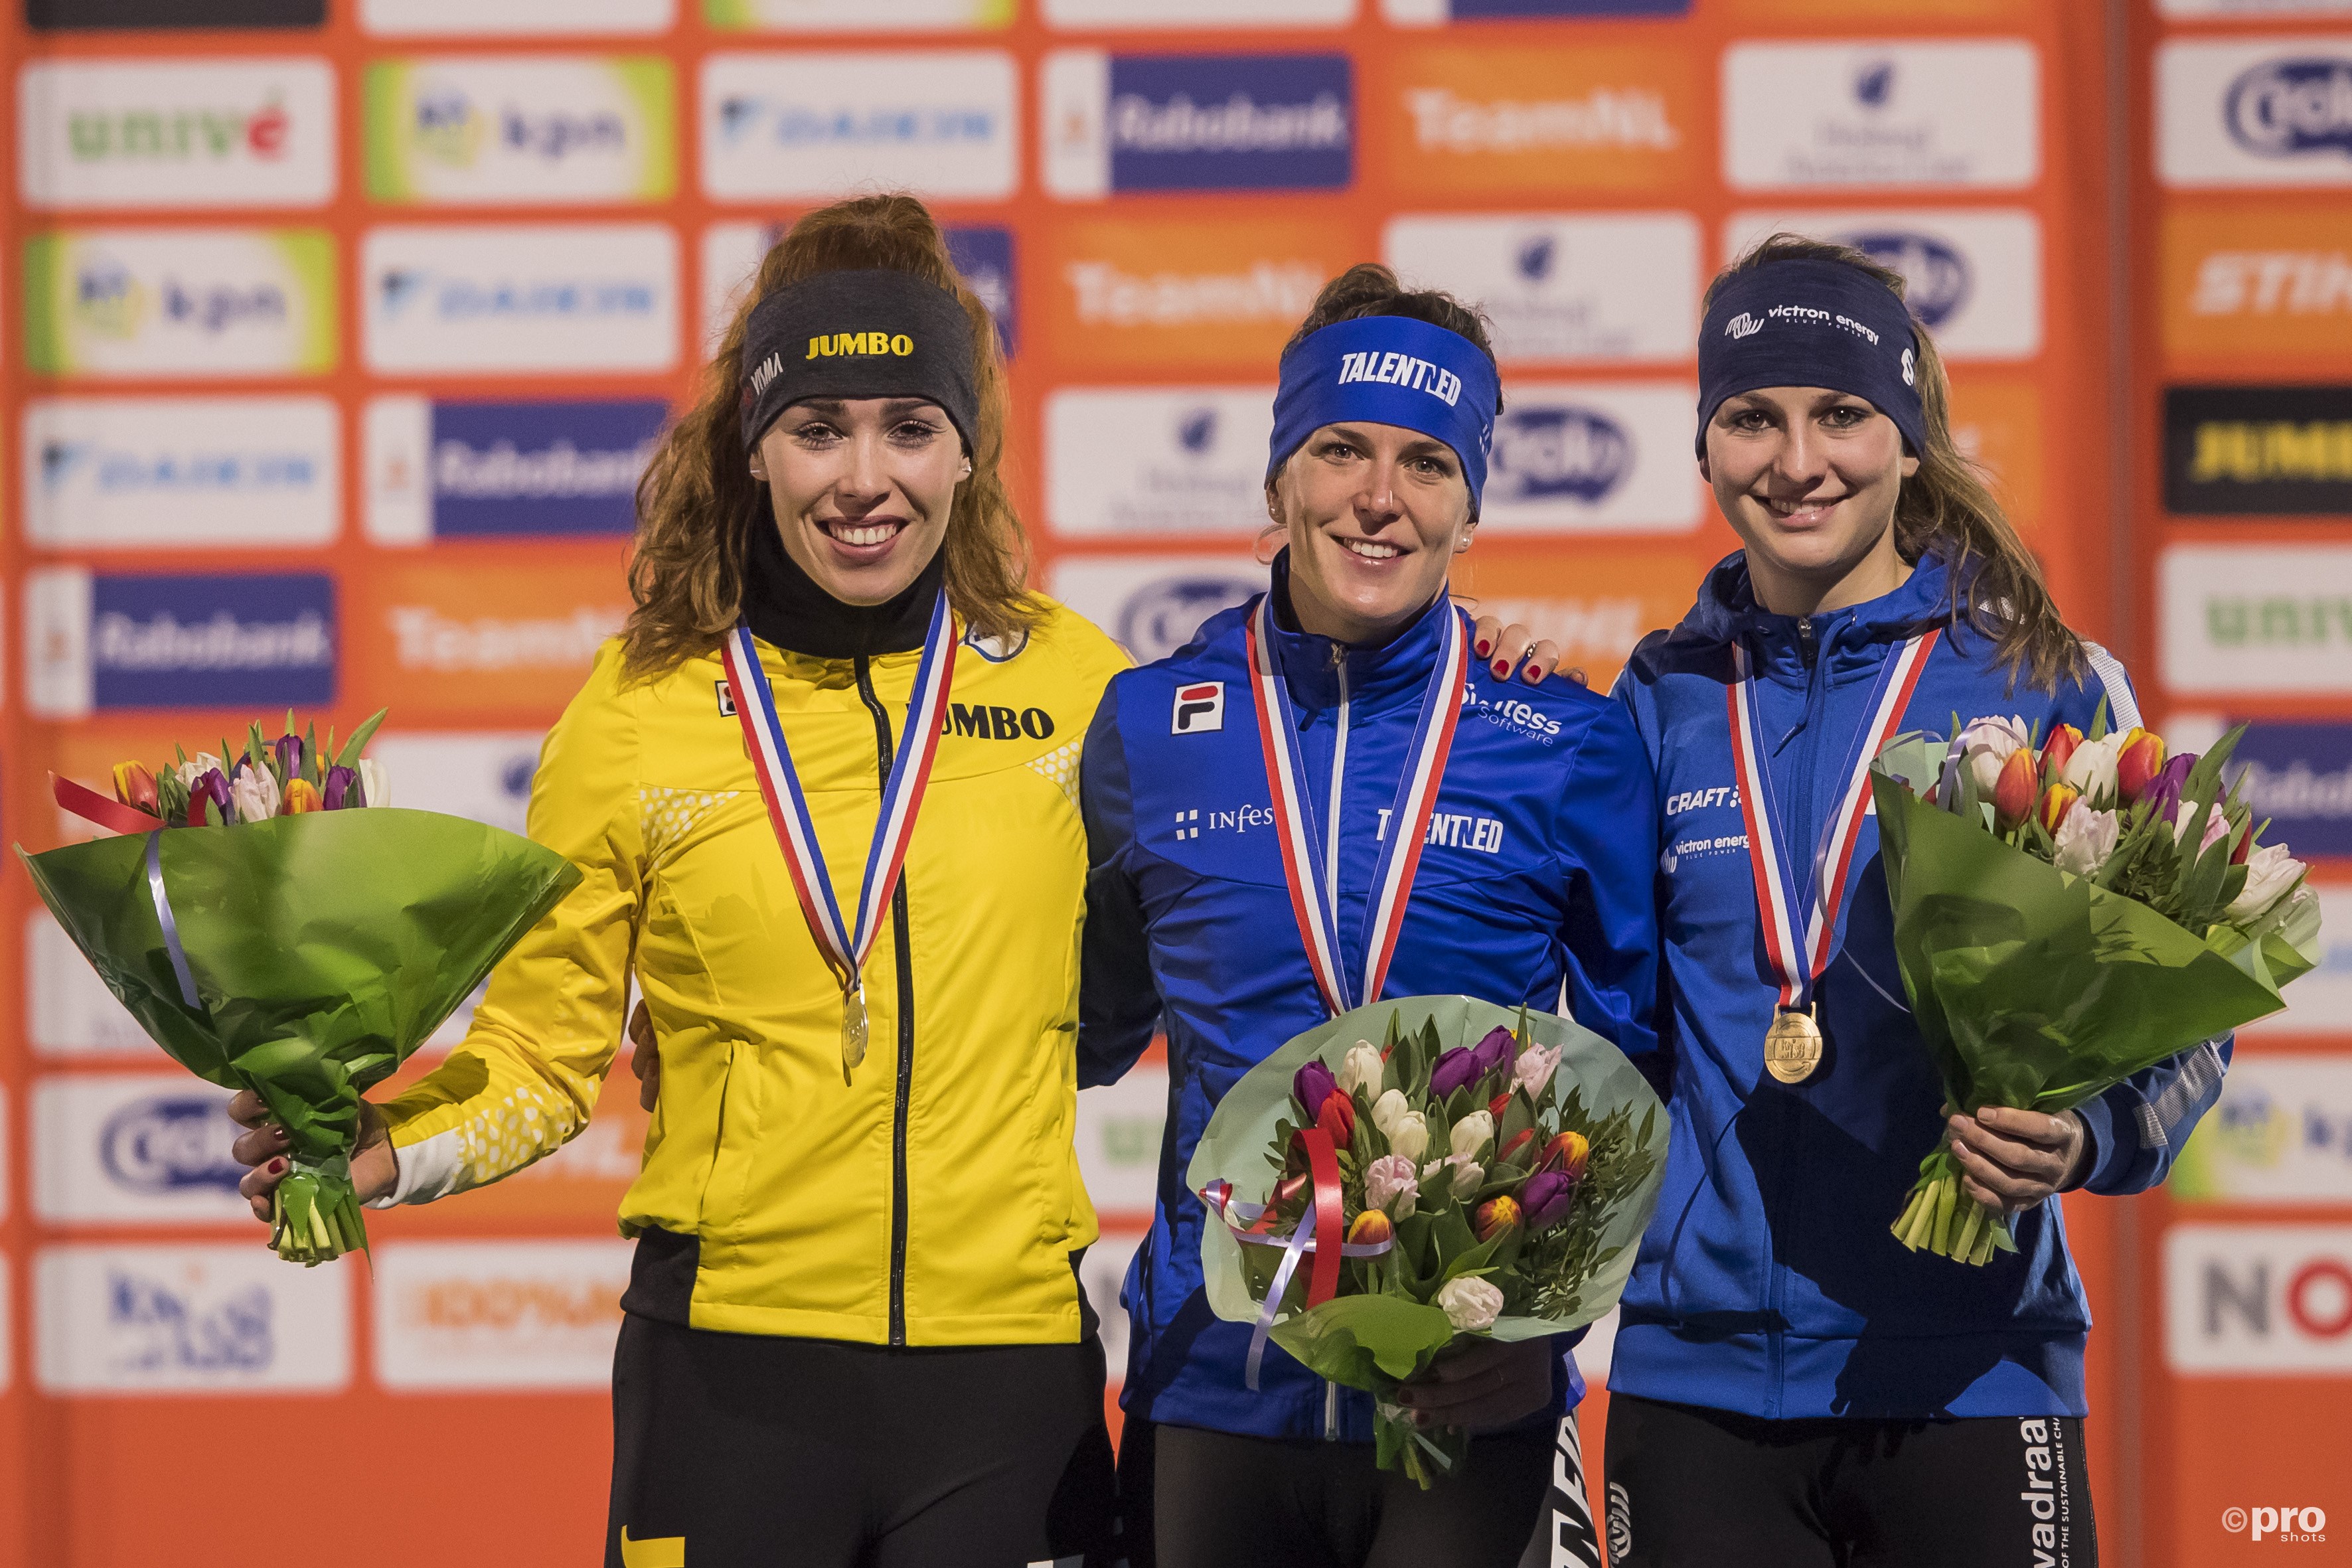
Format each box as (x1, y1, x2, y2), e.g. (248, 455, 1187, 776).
(228, 1089, 396, 1224)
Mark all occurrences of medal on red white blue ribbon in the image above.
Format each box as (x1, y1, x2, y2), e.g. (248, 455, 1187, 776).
(720, 597, 957, 1075)
(1245, 594, 1470, 1017)
(1728, 628, 1937, 1084)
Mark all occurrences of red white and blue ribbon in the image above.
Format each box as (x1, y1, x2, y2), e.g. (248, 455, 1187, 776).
(1245, 595, 1470, 1018)
(1201, 1132, 1393, 1391)
(1729, 629, 1936, 1010)
(719, 597, 958, 1001)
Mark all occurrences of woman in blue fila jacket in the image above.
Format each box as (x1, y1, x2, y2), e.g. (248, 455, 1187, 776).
(1077, 265, 1660, 1568)
(1601, 236, 2229, 1567)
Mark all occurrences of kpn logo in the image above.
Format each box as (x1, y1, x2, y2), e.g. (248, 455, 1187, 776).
(25, 228, 337, 379)
(365, 56, 674, 205)
(1044, 50, 1353, 198)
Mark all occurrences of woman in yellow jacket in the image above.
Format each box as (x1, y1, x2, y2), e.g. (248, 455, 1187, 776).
(230, 196, 1135, 1567)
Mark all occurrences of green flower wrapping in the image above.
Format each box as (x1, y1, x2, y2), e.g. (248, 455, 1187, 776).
(20, 809, 580, 1264)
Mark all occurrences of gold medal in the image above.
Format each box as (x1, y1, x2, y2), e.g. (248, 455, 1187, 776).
(840, 980, 868, 1074)
(1764, 1006, 1823, 1085)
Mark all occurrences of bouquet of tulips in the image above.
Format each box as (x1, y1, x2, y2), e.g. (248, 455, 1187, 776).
(1871, 710, 2321, 1265)
(1190, 996, 1666, 1486)
(19, 714, 578, 1265)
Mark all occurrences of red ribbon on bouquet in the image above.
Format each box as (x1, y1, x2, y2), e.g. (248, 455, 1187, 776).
(50, 772, 163, 836)
(1203, 1127, 1391, 1389)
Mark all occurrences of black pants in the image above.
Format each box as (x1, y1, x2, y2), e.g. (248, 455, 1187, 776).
(607, 1313, 1119, 1568)
(1120, 1418, 1555, 1568)
(1603, 1393, 2098, 1567)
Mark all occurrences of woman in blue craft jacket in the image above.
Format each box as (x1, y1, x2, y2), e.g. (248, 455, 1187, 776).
(1078, 265, 1661, 1568)
(1601, 235, 2229, 1567)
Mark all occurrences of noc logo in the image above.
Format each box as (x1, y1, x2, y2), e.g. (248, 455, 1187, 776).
(1171, 680, 1225, 735)
(1178, 408, 1218, 455)
(2227, 58, 2352, 160)
(1853, 58, 1897, 110)
(1845, 231, 1972, 328)
(1487, 405, 1633, 505)
(1516, 234, 1557, 284)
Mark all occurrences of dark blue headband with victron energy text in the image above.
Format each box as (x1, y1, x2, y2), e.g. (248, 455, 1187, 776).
(1267, 315, 1503, 510)
(1696, 257, 1926, 458)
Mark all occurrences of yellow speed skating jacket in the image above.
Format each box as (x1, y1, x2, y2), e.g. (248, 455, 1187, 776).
(376, 601, 1129, 1346)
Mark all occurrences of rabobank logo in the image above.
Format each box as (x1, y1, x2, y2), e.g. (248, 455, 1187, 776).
(1050, 557, 1261, 664)
(700, 50, 1017, 201)
(362, 223, 678, 374)
(33, 1077, 250, 1226)
(1724, 210, 2043, 360)
(1044, 50, 1352, 198)
(19, 58, 336, 210)
(2226, 721, 2352, 858)
(1046, 387, 1273, 535)
(24, 567, 336, 718)
(25, 396, 341, 550)
(1479, 382, 1700, 533)
(947, 225, 1018, 355)
(364, 395, 666, 544)
(365, 56, 674, 205)
(25, 228, 337, 380)
(35, 1244, 350, 1393)
(2227, 56, 2352, 160)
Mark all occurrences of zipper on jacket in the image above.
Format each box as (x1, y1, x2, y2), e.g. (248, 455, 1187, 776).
(855, 652, 919, 1349)
(1796, 615, 1818, 668)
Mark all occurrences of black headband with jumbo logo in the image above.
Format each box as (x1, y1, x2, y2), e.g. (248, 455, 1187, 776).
(738, 268, 980, 453)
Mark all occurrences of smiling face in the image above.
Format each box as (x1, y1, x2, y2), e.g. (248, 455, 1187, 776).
(1701, 386, 1921, 617)
(1272, 420, 1472, 646)
(751, 396, 967, 606)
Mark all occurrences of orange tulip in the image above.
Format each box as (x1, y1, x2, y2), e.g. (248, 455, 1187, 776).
(2037, 782, 2079, 835)
(2116, 729, 2167, 804)
(111, 761, 159, 817)
(1346, 1210, 1393, 1246)
(2039, 724, 2082, 781)
(1535, 1130, 1591, 1183)
(1473, 1196, 1521, 1241)
(1993, 747, 2039, 830)
(283, 777, 323, 815)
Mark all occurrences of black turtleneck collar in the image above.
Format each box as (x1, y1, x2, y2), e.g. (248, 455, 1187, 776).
(740, 504, 948, 659)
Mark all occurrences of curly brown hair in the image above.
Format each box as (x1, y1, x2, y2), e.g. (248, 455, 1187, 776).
(621, 193, 1038, 678)
(1706, 233, 2084, 692)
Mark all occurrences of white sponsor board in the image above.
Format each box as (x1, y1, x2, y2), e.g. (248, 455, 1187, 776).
(369, 730, 545, 837)
(701, 220, 771, 356)
(33, 1076, 250, 1227)
(714, 0, 1008, 26)
(1048, 555, 1263, 665)
(29, 227, 334, 380)
(2246, 886, 2352, 1038)
(1480, 380, 1702, 534)
(368, 55, 671, 205)
(38, 1243, 351, 1394)
(699, 51, 1018, 201)
(1722, 41, 2041, 191)
(1721, 208, 2043, 361)
(1078, 1065, 1167, 1219)
(1046, 0, 1352, 23)
(362, 222, 678, 374)
(2159, 544, 2352, 696)
(362, 0, 675, 32)
(2179, 1052, 2352, 1205)
(1046, 388, 1274, 536)
(373, 1239, 632, 1390)
(2166, 1222, 2352, 1373)
(27, 911, 154, 1058)
(1383, 212, 1699, 365)
(25, 396, 340, 549)
(2158, 37, 2352, 188)
(19, 58, 337, 210)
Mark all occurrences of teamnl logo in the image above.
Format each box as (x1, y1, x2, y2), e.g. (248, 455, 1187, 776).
(2223, 1503, 2329, 1544)
(2227, 57, 2352, 161)
(1045, 50, 1352, 196)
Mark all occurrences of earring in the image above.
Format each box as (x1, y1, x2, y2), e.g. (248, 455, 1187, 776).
(1455, 532, 1474, 553)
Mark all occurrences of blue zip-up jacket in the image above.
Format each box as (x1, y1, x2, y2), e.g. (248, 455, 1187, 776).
(1078, 556, 1662, 1441)
(1609, 550, 2231, 1421)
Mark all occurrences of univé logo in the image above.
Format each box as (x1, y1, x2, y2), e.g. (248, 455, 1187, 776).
(2227, 57, 2352, 160)
(1487, 405, 1632, 506)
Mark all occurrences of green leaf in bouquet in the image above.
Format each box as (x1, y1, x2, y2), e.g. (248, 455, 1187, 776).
(1431, 1197, 1480, 1272)
(333, 708, 390, 771)
(1500, 1086, 1536, 1147)
(2086, 694, 2111, 743)
(1267, 1293, 1456, 1385)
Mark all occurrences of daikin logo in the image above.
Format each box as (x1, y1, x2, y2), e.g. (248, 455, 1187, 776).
(2227, 58, 2352, 159)
(1846, 232, 1972, 327)
(1487, 406, 1633, 505)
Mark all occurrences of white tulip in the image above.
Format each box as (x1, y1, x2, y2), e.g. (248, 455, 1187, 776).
(1387, 1112, 1430, 1162)
(1449, 1109, 1494, 1162)
(2227, 842, 2307, 922)
(1371, 1089, 1412, 1137)
(2062, 733, 2123, 805)
(1336, 1042, 1384, 1099)
(1948, 715, 2031, 798)
(356, 759, 390, 809)
(229, 765, 280, 824)
(1437, 1276, 1505, 1332)
(2051, 801, 2120, 878)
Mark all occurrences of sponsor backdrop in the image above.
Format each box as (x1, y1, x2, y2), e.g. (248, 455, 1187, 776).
(2140, 4, 2352, 1565)
(0, 3, 2335, 1566)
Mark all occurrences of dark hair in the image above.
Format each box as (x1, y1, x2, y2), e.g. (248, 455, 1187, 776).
(1281, 263, 1506, 416)
(1703, 234, 2084, 692)
(623, 193, 1037, 680)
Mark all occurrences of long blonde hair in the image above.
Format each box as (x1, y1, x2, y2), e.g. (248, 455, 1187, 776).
(622, 193, 1037, 678)
(1705, 234, 2084, 691)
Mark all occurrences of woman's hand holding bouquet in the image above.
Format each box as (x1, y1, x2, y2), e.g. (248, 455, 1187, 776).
(1872, 710, 2320, 1264)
